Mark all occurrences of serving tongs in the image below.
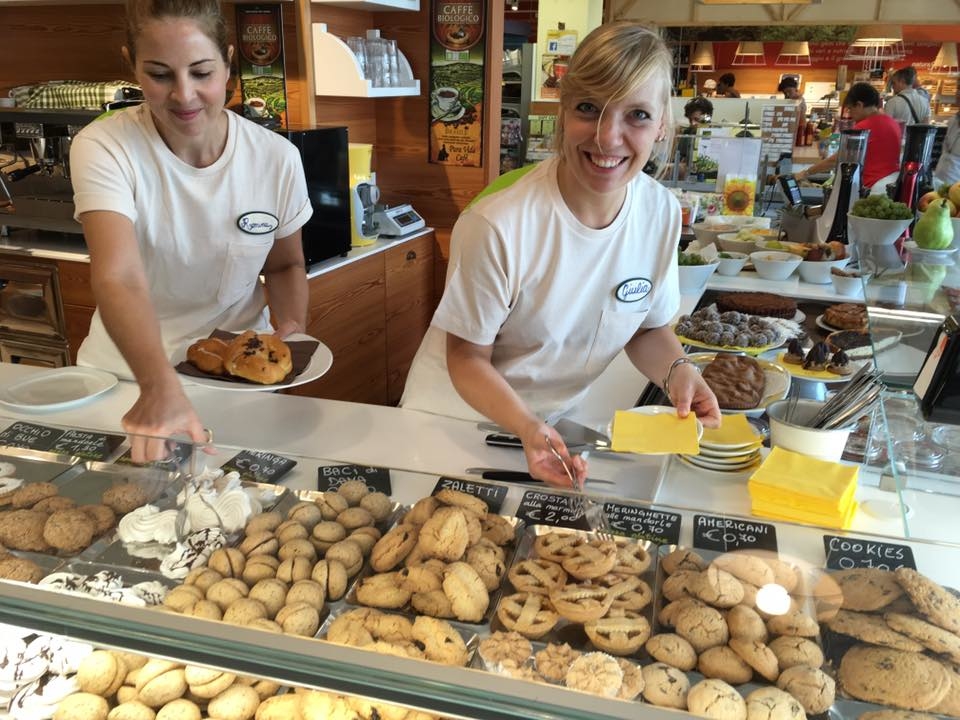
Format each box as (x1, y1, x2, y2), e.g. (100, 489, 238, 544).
(809, 363, 886, 430)
(545, 435, 613, 541)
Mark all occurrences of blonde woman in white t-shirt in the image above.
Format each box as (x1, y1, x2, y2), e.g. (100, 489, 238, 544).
(402, 22, 721, 488)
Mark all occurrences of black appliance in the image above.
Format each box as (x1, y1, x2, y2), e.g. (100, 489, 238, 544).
(278, 126, 351, 267)
(825, 128, 869, 246)
(892, 124, 940, 245)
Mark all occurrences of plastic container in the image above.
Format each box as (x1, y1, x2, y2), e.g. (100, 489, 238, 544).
(767, 399, 855, 463)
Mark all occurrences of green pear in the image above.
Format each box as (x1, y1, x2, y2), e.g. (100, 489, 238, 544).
(914, 198, 955, 250)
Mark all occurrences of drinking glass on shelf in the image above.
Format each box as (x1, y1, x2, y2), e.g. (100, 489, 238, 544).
(346, 36, 367, 80)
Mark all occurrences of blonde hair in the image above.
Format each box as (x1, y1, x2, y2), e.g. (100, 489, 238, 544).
(125, 0, 230, 65)
(555, 21, 674, 174)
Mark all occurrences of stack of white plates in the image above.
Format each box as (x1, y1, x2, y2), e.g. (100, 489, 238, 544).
(680, 435, 764, 473)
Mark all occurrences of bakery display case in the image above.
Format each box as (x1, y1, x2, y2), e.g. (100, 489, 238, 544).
(3, 415, 960, 720)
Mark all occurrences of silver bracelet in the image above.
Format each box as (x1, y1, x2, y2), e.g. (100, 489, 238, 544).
(662, 357, 698, 402)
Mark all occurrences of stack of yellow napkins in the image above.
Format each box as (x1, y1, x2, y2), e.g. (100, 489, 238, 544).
(611, 410, 700, 455)
(748, 446, 859, 529)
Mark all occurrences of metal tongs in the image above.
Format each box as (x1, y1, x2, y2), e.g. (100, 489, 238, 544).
(809, 363, 886, 430)
(544, 435, 613, 541)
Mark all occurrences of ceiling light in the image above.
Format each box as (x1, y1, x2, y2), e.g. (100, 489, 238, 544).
(844, 25, 904, 71)
(932, 42, 959, 75)
(776, 41, 811, 66)
(689, 42, 716, 72)
(733, 41, 766, 66)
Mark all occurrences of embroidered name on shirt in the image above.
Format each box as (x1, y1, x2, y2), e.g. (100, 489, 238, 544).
(237, 211, 279, 235)
(615, 277, 652, 303)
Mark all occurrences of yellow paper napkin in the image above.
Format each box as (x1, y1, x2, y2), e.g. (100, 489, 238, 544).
(751, 498, 859, 530)
(747, 447, 859, 514)
(611, 410, 700, 455)
(701, 414, 763, 447)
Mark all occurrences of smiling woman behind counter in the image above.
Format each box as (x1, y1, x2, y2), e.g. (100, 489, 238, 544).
(69, 0, 312, 461)
(401, 21, 721, 489)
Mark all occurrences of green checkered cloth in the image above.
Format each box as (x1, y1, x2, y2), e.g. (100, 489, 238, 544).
(11, 81, 140, 110)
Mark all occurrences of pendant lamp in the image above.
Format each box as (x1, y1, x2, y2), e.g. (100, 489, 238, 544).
(844, 25, 904, 70)
(732, 41, 766, 66)
(931, 42, 959, 75)
(776, 41, 811, 66)
(689, 42, 716, 72)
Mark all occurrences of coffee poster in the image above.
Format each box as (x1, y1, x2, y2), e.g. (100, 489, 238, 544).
(235, 5, 288, 129)
(428, 0, 486, 167)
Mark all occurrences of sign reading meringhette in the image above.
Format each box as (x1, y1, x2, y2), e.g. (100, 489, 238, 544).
(605, 503, 681, 546)
(823, 534, 916, 571)
(221, 450, 297, 484)
(693, 514, 778, 553)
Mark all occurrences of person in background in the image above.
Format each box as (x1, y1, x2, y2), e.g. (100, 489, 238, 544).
(795, 82, 902, 194)
(885, 66, 931, 125)
(716, 73, 740, 98)
(683, 96, 713, 135)
(401, 21, 721, 488)
(70, 0, 312, 461)
(701, 78, 717, 97)
(934, 109, 960, 186)
(777, 76, 807, 146)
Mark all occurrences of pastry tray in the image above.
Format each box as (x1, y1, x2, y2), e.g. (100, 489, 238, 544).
(37, 560, 179, 606)
(0, 450, 78, 485)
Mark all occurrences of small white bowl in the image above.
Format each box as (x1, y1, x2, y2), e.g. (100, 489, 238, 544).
(716, 251, 749, 276)
(677, 258, 720, 294)
(704, 215, 772, 229)
(767, 399, 855, 462)
(749, 251, 802, 281)
(798, 257, 851, 285)
(830, 272, 864, 297)
(717, 232, 760, 255)
(692, 222, 739, 246)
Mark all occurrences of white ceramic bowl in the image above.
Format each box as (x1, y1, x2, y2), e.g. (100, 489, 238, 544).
(798, 257, 851, 285)
(692, 222, 739, 246)
(749, 251, 803, 281)
(847, 215, 913, 247)
(767, 399, 855, 462)
(717, 233, 760, 255)
(716, 251, 749, 277)
(703, 215, 772, 230)
(677, 258, 720, 294)
(830, 272, 864, 297)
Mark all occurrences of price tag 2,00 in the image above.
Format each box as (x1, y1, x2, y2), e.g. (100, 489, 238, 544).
(515, 490, 593, 531)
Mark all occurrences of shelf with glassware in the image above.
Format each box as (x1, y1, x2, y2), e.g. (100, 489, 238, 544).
(311, 24, 420, 98)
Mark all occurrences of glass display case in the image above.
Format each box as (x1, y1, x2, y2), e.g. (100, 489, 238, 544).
(3, 416, 960, 720)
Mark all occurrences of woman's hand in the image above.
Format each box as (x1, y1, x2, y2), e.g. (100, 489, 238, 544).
(272, 318, 303, 340)
(518, 419, 588, 489)
(669, 362, 722, 429)
(122, 382, 208, 464)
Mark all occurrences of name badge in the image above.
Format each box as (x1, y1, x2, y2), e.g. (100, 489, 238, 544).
(237, 211, 279, 235)
(615, 277, 652, 303)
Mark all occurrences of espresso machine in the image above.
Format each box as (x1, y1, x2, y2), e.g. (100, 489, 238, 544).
(348, 142, 380, 247)
(817, 128, 869, 247)
(0, 108, 100, 234)
(891, 124, 940, 245)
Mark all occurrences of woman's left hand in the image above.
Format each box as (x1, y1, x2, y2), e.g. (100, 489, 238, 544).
(272, 319, 303, 340)
(670, 362, 722, 429)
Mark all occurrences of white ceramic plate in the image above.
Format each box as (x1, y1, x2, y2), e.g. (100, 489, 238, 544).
(698, 444, 764, 459)
(904, 240, 958, 262)
(0, 367, 118, 412)
(686, 352, 791, 417)
(679, 453, 761, 474)
(173, 333, 333, 392)
(815, 313, 867, 333)
(682, 452, 761, 470)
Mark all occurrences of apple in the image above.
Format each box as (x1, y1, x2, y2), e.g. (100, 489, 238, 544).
(918, 190, 942, 212)
(949, 181, 960, 210)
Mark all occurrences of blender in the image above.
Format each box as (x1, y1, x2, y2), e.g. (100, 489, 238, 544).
(819, 128, 869, 247)
(348, 143, 380, 247)
(891, 124, 940, 246)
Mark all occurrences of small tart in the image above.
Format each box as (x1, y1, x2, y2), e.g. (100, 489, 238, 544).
(507, 558, 567, 595)
(477, 631, 533, 669)
(496, 592, 560, 639)
(612, 540, 653, 575)
(560, 540, 618, 580)
(565, 652, 623, 697)
(533, 532, 586, 563)
(549, 584, 613, 623)
(583, 615, 651, 655)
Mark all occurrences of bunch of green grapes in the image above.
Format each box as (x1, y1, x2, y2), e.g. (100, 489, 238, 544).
(850, 195, 913, 220)
(678, 252, 708, 266)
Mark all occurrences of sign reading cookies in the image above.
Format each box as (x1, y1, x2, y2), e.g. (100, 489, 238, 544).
(222, 450, 297, 484)
(0, 421, 63, 452)
(318, 464, 391, 495)
(823, 534, 916, 571)
(515, 490, 596, 531)
(433, 477, 507, 514)
(605, 504, 681, 545)
(50, 429, 124, 462)
(694, 514, 777, 553)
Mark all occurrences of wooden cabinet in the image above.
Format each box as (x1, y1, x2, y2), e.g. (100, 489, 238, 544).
(55, 259, 95, 365)
(285, 231, 435, 404)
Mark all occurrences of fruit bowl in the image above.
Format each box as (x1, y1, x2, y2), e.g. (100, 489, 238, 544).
(716, 252, 749, 277)
(847, 215, 912, 246)
(677, 258, 720, 293)
(798, 257, 850, 285)
(749, 251, 802, 281)
(717, 233, 760, 255)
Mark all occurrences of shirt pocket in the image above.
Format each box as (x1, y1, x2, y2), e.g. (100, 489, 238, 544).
(217, 238, 273, 307)
(585, 305, 650, 372)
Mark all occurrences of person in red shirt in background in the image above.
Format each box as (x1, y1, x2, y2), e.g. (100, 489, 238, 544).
(795, 83, 902, 194)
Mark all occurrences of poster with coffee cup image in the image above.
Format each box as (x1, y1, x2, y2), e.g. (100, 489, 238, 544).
(235, 4, 288, 129)
(428, 0, 485, 167)
(539, 28, 578, 101)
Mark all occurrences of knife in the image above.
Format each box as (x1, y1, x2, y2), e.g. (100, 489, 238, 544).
(465, 468, 616, 485)
(479, 418, 612, 449)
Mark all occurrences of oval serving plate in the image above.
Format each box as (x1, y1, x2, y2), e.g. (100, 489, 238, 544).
(686, 352, 791, 417)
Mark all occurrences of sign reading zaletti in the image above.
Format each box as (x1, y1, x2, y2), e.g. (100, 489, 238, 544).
(428, 0, 486, 167)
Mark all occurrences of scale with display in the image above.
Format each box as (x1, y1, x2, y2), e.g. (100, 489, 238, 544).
(373, 204, 426, 238)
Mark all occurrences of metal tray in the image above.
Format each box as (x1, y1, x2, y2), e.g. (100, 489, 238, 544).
(38, 559, 177, 606)
(0, 451, 77, 485)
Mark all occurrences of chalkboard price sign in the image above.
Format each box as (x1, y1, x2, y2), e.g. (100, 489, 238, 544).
(515, 490, 592, 531)
(50, 430, 124, 462)
(693, 514, 778, 553)
(221, 451, 297, 484)
(317, 464, 392, 495)
(823, 534, 916, 571)
(432, 477, 508, 514)
(116, 441, 192, 468)
(605, 503, 681, 545)
(0, 422, 63, 452)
